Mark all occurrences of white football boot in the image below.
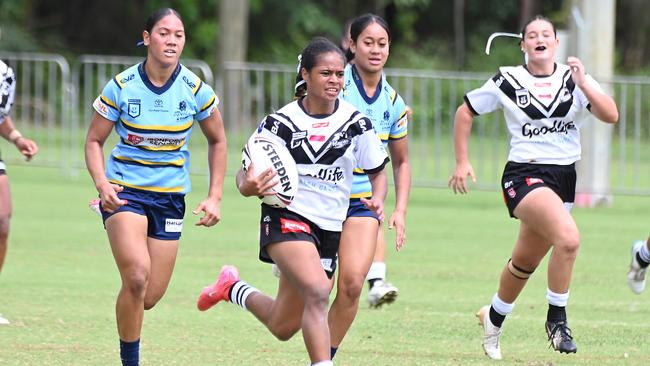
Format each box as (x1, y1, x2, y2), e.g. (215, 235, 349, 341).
(476, 305, 503, 360)
(627, 240, 648, 294)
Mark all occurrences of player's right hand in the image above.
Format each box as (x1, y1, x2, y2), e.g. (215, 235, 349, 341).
(237, 163, 277, 197)
(98, 183, 126, 213)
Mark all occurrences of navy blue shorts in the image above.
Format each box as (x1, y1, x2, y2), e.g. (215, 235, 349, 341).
(259, 204, 340, 279)
(346, 198, 379, 221)
(100, 187, 186, 240)
(501, 162, 576, 218)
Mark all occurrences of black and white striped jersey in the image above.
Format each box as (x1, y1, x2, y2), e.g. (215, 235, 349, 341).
(465, 63, 605, 165)
(0, 60, 16, 123)
(248, 98, 388, 231)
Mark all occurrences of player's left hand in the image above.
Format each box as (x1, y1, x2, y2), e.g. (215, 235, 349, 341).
(193, 197, 221, 227)
(361, 197, 384, 223)
(388, 210, 406, 252)
(567, 56, 586, 87)
(15, 137, 38, 161)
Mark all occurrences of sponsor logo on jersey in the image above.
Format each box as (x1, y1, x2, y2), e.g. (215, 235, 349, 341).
(126, 134, 184, 147)
(120, 74, 135, 84)
(525, 177, 545, 186)
(165, 218, 183, 233)
(534, 82, 552, 87)
(330, 131, 351, 149)
(128, 99, 141, 118)
(280, 218, 310, 234)
(521, 120, 575, 139)
(515, 88, 530, 108)
(312, 122, 329, 128)
(155, 99, 163, 108)
(306, 167, 344, 183)
(127, 134, 144, 145)
(182, 75, 196, 89)
(538, 94, 552, 99)
(559, 87, 572, 102)
(309, 135, 325, 141)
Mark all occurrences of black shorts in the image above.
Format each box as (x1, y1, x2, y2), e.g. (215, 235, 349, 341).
(259, 203, 340, 279)
(501, 161, 576, 218)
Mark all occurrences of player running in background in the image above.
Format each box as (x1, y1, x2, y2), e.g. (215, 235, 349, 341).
(448, 15, 618, 360)
(196, 37, 388, 366)
(628, 236, 650, 294)
(0, 60, 39, 326)
(84, 8, 227, 366)
(327, 12, 411, 360)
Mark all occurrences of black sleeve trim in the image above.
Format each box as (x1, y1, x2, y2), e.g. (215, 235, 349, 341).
(364, 156, 390, 175)
(463, 95, 479, 116)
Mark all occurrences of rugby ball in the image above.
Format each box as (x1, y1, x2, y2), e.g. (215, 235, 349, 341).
(241, 137, 298, 208)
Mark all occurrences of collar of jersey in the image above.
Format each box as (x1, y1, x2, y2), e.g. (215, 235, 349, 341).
(522, 62, 558, 78)
(350, 64, 383, 105)
(138, 61, 181, 95)
(297, 97, 339, 119)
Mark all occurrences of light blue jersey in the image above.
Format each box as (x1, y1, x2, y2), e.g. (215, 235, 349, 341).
(340, 64, 408, 198)
(93, 62, 218, 194)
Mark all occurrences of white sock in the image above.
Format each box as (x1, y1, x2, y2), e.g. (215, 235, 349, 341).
(230, 281, 259, 311)
(546, 288, 569, 307)
(491, 293, 515, 315)
(311, 361, 333, 366)
(366, 262, 386, 281)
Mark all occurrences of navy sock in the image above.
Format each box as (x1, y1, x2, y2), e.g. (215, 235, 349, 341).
(120, 339, 140, 366)
(489, 306, 506, 328)
(330, 346, 338, 359)
(547, 304, 567, 323)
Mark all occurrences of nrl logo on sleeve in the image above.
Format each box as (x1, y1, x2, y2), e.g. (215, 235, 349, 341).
(515, 88, 530, 108)
(128, 99, 141, 118)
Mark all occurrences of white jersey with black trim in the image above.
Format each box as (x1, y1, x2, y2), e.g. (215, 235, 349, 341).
(465, 63, 604, 165)
(0, 60, 16, 124)
(247, 98, 388, 231)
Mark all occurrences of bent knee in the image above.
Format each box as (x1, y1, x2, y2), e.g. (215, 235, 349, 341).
(270, 325, 300, 341)
(122, 270, 149, 299)
(303, 284, 331, 309)
(555, 231, 580, 254)
(336, 277, 364, 303)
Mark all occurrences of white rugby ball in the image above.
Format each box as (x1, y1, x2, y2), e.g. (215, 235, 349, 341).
(241, 137, 299, 208)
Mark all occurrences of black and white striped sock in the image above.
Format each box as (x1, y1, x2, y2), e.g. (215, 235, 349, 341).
(229, 281, 259, 311)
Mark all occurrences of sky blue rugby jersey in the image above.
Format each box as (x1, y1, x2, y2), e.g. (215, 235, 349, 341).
(340, 64, 408, 198)
(92, 62, 218, 194)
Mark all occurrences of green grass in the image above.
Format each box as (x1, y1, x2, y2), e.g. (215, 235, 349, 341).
(0, 165, 649, 365)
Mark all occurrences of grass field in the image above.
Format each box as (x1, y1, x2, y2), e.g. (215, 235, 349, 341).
(0, 165, 649, 365)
